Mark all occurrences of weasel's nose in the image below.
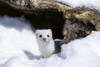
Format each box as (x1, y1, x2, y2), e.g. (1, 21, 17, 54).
(43, 38, 46, 41)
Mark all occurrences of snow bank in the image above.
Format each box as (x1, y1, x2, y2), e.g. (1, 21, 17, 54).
(56, 0, 100, 10)
(59, 31, 100, 67)
(0, 15, 41, 64)
(29, 31, 100, 67)
(0, 15, 100, 67)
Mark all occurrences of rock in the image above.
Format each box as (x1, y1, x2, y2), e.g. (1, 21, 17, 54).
(0, 0, 65, 39)
(61, 20, 91, 45)
(0, 0, 100, 44)
(61, 7, 100, 45)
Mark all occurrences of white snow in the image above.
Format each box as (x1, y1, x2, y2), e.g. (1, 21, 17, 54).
(0, 15, 41, 65)
(0, 15, 100, 67)
(56, 0, 100, 11)
(1, 0, 100, 65)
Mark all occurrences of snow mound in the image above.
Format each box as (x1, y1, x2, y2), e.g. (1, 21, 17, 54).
(59, 31, 100, 67)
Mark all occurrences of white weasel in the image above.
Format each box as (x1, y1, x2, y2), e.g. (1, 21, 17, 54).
(35, 29, 55, 58)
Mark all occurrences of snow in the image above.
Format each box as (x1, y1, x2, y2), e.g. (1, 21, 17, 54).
(0, 15, 41, 65)
(1, 0, 100, 65)
(56, 0, 100, 11)
(0, 15, 100, 67)
(59, 32, 100, 67)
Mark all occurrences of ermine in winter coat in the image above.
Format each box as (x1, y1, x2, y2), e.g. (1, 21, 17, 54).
(35, 29, 55, 58)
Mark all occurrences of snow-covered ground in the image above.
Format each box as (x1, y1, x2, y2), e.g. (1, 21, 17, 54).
(0, 15, 100, 67)
(0, 15, 41, 66)
(0, 0, 100, 67)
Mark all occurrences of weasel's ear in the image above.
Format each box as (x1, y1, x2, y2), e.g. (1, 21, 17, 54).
(35, 30, 39, 36)
(48, 29, 52, 36)
(48, 29, 52, 33)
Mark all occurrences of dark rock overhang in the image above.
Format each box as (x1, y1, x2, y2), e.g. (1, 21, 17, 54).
(0, 0, 65, 39)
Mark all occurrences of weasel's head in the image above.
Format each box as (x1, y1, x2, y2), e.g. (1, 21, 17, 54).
(35, 29, 53, 44)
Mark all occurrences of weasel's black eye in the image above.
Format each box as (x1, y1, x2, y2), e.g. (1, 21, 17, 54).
(39, 35, 42, 38)
(47, 35, 50, 37)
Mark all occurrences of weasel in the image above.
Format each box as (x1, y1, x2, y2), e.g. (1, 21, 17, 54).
(35, 29, 55, 58)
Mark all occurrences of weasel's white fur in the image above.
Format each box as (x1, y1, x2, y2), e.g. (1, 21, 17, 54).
(35, 29, 55, 58)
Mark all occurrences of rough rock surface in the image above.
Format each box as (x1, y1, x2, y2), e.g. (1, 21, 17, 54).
(61, 7, 100, 44)
(0, 0, 100, 45)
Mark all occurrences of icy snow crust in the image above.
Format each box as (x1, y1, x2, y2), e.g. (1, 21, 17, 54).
(0, 16, 100, 67)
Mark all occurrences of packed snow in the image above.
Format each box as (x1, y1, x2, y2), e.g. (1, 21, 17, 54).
(0, 15, 100, 67)
(56, 0, 100, 11)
